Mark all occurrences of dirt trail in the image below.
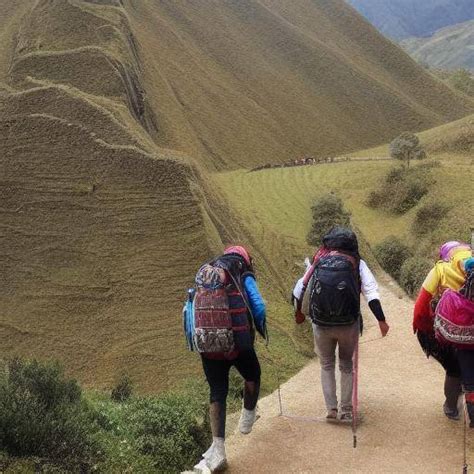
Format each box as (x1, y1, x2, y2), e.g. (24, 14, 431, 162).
(226, 278, 473, 473)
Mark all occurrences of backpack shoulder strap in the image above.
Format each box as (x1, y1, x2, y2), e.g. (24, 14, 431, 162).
(461, 271, 474, 300)
(326, 250, 359, 270)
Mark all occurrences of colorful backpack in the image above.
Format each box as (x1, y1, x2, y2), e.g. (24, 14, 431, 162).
(183, 257, 253, 353)
(309, 250, 361, 327)
(434, 271, 474, 349)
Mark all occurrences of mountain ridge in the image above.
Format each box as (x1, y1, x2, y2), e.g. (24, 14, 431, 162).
(346, 0, 474, 40)
(401, 20, 474, 71)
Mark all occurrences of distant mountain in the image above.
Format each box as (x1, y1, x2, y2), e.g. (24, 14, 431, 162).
(401, 20, 474, 71)
(347, 0, 474, 40)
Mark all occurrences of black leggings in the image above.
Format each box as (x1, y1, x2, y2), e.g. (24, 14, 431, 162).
(201, 350, 261, 438)
(417, 332, 460, 377)
(457, 349, 474, 393)
(201, 349, 261, 405)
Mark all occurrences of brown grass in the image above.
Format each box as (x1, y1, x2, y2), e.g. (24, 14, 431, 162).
(0, 0, 473, 393)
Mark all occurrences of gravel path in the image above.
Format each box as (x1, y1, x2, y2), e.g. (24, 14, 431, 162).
(225, 277, 473, 473)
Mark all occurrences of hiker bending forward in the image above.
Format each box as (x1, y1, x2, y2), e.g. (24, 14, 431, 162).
(191, 246, 267, 473)
(293, 227, 389, 422)
(413, 242, 473, 423)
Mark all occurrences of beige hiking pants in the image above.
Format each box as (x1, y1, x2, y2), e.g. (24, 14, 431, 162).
(312, 321, 359, 412)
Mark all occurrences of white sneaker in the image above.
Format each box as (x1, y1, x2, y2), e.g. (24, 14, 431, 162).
(239, 407, 258, 434)
(202, 442, 215, 460)
(193, 458, 212, 474)
(194, 438, 227, 473)
(206, 438, 227, 472)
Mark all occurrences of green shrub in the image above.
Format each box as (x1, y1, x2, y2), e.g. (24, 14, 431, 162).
(374, 237, 413, 280)
(412, 202, 450, 237)
(111, 374, 133, 402)
(307, 193, 351, 246)
(366, 164, 434, 214)
(399, 257, 432, 297)
(125, 394, 211, 473)
(0, 358, 100, 472)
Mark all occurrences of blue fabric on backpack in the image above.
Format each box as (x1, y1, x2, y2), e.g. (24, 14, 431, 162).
(183, 288, 196, 350)
(243, 275, 266, 334)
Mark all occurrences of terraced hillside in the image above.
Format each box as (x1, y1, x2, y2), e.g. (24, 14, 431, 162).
(0, 0, 473, 393)
(0, 0, 224, 392)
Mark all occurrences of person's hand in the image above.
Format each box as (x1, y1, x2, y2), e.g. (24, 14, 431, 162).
(379, 320, 390, 337)
(295, 310, 306, 325)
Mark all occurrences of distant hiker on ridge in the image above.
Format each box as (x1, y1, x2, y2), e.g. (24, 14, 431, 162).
(183, 246, 267, 472)
(413, 241, 474, 425)
(292, 227, 390, 422)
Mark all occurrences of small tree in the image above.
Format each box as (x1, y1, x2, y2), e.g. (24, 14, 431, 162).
(389, 132, 426, 168)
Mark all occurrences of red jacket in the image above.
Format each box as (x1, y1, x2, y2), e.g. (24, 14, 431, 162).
(413, 287, 434, 333)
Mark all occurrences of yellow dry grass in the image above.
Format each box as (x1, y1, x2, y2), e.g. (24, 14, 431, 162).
(0, 0, 473, 394)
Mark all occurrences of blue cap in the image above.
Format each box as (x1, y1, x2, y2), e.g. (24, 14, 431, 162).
(464, 257, 474, 273)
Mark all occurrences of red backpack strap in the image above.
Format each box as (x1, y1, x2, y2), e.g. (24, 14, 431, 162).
(327, 250, 358, 270)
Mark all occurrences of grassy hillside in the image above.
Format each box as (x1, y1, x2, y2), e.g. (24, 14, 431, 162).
(401, 20, 474, 71)
(348, 113, 474, 156)
(0, 0, 224, 393)
(128, 0, 474, 169)
(0, 0, 473, 395)
(214, 150, 472, 294)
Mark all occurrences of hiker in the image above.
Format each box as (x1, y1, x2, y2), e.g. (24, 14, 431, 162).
(185, 246, 267, 473)
(434, 256, 474, 428)
(292, 227, 389, 422)
(413, 242, 473, 422)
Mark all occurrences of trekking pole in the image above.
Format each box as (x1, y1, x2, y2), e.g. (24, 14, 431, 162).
(276, 368, 283, 416)
(261, 345, 284, 416)
(463, 394, 468, 474)
(352, 335, 359, 449)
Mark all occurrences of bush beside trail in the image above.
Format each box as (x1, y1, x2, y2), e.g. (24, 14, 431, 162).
(411, 201, 450, 237)
(367, 162, 437, 214)
(0, 358, 100, 472)
(374, 237, 413, 281)
(0, 358, 210, 473)
(373, 236, 437, 297)
(307, 194, 352, 246)
(399, 257, 433, 297)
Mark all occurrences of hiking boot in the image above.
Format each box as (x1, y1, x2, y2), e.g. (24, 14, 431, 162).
(443, 402, 460, 421)
(239, 407, 258, 434)
(444, 375, 462, 419)
(339, 411, 353, 424)
(467, 402, 474, 428)
(326, 409, 338, 423)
